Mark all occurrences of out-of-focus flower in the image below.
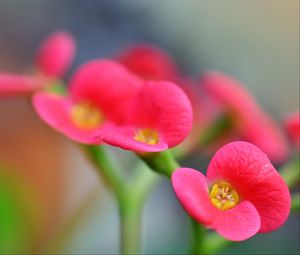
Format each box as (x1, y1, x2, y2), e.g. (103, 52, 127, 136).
(117, 44, 179, 81)
(200, 71, 289, 163)
(0, 31, 75, 98)
(172, 141, 290, 241)
(33, 60, 193, 152)
(284, 112, 300, 150)
(36, 31, 76, 78)
(0, 73, 40, 97)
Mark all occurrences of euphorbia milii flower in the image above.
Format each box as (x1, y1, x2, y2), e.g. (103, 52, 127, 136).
(33, 59, 193, 152)
(36, 31, 76, 78)
(0, 73, 40, 97)
(0, 31, 75, 97)
(284, 112, 300, 149)
(117, 44, 180, 81)
(172, 141, 291, 241)
(200, 71, 288, 163)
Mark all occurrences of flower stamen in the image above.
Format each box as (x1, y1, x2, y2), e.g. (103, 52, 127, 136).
(71, 101, 103, 129)
(209, 181, 239, 210)
(134, 128, 159, 145)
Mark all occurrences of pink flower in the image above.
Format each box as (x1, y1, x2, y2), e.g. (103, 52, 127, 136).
(200, 71, 289, 163)
(0, 31, 75, 97)
(36, 31, 76, 78)
(0, 73, 40, 97)
(172, 141, 291, 241)
(284, 112, 300, 150)
(33, 60, 193, 152)
(117, 44, 179, 81)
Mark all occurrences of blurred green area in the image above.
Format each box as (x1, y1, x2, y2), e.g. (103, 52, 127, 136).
(0, 0, 299, 254)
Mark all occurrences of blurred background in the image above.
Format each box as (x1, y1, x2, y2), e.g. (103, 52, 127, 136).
(0, 0, 299, 254)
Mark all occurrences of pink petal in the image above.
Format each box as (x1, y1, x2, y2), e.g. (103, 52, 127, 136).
(171, 168, 261, 241)
(284, 112, 300, 149)
(117, 44, 179, 81)
(32, 92, 101, 144)
(200, 71, 289, 163)
(206, 141, 291, 233)
(213, 201, 261, 241)
(243, 111, 289, 163)
(129, 81, 193, 149)
(36, 31, 76, 78)
(101, 125, 168, 152)
(171, 168, 213, 225)
(69, 60, 142, 124)
(0, 73, 40, 97)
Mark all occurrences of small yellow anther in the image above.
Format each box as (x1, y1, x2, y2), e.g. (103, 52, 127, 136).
(209, 181, 239, 210)
(71, 101, 103, 130)
(134, 128, 159, 145)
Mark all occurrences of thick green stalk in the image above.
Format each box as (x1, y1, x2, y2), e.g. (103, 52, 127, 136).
(83, 145, 125, 197)
(118, 192, 142, 255)
(138, 150, 180, 177)
(84, 145, 159, 255)
(189, 220, 205, 254)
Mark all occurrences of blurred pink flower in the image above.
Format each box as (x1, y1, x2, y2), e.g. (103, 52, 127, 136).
(0, 73, 40, 97)
(33, 60, 193, 152)
(172, 141, 290, 241)
(36, 31, 76, 78)
(200, 71, 289, 163)
(284, 112, 300, 150)
(117, 44, 179, 81)
(0, 31, 76, 98)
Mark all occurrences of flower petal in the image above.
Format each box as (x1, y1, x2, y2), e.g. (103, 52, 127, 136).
(69, 60, 142, 124)
(0, 73, 40, 97)
(101, 125, 168, 152)
(206, 141, 291, 233)
(171, 168, 213, 225)
(36, 31, 76, 78)
(213, 200, 261, 241)
(118, 44, 179, 81)
(32, 92, 101, 144)
(201, 71, 288, 163)
(285, 112, 300, 149)
(130, 81, 193, 149)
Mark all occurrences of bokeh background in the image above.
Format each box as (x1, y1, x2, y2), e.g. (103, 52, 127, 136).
(0, 0, 299, 254)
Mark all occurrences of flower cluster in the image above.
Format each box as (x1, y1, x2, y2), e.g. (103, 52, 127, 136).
(0, 32, 294, 244)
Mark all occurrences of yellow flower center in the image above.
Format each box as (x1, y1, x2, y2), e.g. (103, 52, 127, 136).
(134, 128, 159, 145)
(71, 101, 103, 130)
(209, 181, 239, 210)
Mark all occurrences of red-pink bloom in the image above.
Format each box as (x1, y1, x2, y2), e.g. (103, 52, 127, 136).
(36, 31, 76, 78)
(172, 141, 291, 241)
(284, 112, 300, 150)
(33, 60, 193, 152)
(0, 73, 40, 97)
(200, 71, 289, 163)
(0, 31, 75, 97)
(117, 44, 180, 81)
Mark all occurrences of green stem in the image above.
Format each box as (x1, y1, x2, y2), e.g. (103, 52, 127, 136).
(118, 193, 142, 255)
(291, 192, 300, 212)
(138, 150, 180, 177)
(84, 145, 159, 255)
(189, 220, 205, 254)
(280, 157, 299, 189)
(82, 145, 125, 197)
